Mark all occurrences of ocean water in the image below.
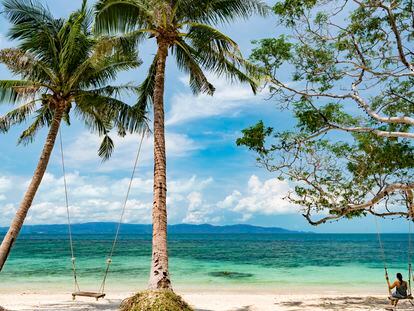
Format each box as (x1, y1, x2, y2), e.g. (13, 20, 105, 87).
(1, 233, 413, 294)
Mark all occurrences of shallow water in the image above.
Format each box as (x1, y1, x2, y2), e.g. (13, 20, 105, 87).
(1, 233, 412, 293)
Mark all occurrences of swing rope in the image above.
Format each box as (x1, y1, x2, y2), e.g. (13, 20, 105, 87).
(374, 199, 414, 298)
(98, 129, 146, 294)
(60, 130, 80, 293)
(60, 129, 146, 295)
(408, 218, 412, 295)
(407, 192, 413, 295)
(374, 215, 392, 296)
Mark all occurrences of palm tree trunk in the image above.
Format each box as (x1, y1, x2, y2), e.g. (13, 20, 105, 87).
(0, 102, 66, 271)
(148, 41, 172, 290)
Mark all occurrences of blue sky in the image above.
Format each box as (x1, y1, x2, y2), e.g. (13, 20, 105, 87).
(0, 0, 409, 233)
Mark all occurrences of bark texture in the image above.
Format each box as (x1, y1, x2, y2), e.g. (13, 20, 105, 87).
(0, 101, 65, 271)
(148, 42, 171, 290)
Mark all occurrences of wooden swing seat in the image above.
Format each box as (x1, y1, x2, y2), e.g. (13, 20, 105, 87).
(387, 294, 414, 309)
(388, 294, 413, 300)
(72, 291, 106, 301)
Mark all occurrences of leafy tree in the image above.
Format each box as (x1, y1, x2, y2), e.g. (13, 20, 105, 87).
(238, 0, 414, 225)
(0, 0, 145, 270)
(95, 0, 268, 290)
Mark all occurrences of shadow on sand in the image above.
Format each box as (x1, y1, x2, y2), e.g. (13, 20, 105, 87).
(277, 296, 412, 310)
(4, 299, 122, 311)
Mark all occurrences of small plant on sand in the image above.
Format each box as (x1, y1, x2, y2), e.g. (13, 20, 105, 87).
(120, 290, 194, 311)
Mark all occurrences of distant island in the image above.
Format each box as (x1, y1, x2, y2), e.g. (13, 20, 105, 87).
(0, 222, 307, 234)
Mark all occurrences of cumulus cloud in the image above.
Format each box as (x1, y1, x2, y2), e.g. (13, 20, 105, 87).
(182, 191, 218, 224)
(166, 76, 265, 125)
(0, 172, 214, 226)
(0, 176, 12, 191)
(180, 175, 298, 225)
(0, 171, 300, 227)
(61, 131, 200, 172)
(218, 175, 299, 219)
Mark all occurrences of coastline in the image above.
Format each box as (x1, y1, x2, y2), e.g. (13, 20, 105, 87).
(0, 233, 406, 310)
(0, 289, 402, 311)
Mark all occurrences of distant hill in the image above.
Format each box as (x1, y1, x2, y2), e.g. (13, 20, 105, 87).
(0, 222, 306, 234)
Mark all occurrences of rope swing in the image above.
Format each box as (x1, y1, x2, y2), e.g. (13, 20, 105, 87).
(59, 129, 146, 301)
(374, 200, 414, 307)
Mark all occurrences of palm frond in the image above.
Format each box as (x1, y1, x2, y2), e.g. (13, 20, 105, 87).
(73, 102, 111, 137)
(184, 22, 238, 55)
(197, 47, 259, 94)
(3, 0, 62, 66)
(136, 54, 157, 110)
(84, 84, 139, 98)
(0, 49, 56, 84)
(17, 105, 52, 144)
(93, 29, 150, 57)
(0, 99, 39, 132)
(75, 90, 147, 135)
(176, 0, 269, 24)
(58, 5, 93, 80)
(69, 50, 141, 90)
(95, 0, 154, 34)
(173, 39, 215, 95)
(98, 134, 114, 161)
(0, 80, 43, 104)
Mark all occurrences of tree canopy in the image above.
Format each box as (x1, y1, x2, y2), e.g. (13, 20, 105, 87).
(0, 0, 146, 159)
(95, 0, 269, 106)
(238, 0, 414, 225)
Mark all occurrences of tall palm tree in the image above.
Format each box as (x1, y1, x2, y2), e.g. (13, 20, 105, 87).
(95, 0, 268, 290)
(0, 0, 146, 270)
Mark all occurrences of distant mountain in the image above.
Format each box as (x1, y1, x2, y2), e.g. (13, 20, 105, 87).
(0, 222, 306, 234)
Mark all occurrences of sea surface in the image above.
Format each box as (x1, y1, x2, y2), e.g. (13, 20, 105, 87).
(1, 233, 413, 294)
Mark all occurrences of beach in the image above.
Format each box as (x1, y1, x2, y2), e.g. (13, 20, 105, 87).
(1, 233, 411, 310)
(0, 290, 409, 310)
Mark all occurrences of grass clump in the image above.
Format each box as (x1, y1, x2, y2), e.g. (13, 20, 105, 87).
(120, 290, 194, 311)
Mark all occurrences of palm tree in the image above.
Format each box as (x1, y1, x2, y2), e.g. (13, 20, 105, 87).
(95, 0, 268, 290)
(0, 0, 146, 270)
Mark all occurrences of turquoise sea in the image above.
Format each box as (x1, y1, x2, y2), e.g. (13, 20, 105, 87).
(1, 233, 413, 294)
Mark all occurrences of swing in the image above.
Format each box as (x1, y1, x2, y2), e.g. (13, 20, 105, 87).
(375, 209, 414, 308)
(59, 130, 146, 301)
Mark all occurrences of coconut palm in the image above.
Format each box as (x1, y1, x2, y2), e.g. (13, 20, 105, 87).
(0, 0, 146, 270)
(95, 0, 268, 290)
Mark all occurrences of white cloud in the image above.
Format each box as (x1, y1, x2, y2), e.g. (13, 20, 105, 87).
(0, 172, 214, 226)
(218, 175, 299, 216)
(170, 175, 213, 193)
(187, 192, 202, 210)
(166, 75, 264, 125)
(0, 176, 12, 192)
(61, 131, 200, 172)
(182, 191, 213, 224)
(0, 172, 299, 227)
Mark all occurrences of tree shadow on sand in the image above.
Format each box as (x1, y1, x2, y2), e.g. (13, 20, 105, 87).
(5, 299, 122, 311)
(196, 307, 254, 311)
(277, 296, 413, 310)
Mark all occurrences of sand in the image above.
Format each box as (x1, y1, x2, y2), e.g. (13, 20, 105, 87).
(0, 290, 411, 311)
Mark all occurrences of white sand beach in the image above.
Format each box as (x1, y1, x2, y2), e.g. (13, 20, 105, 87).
(0, 290, 411, 311)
